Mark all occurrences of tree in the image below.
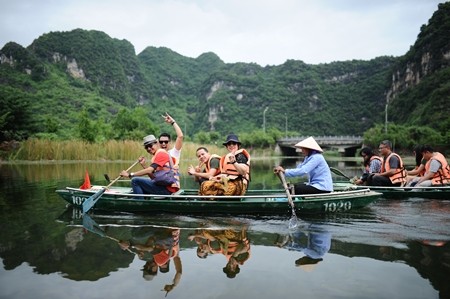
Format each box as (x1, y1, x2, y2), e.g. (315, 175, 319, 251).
(78, 109, 96, 143)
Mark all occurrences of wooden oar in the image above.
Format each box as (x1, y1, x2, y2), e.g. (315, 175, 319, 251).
(329, 167, 352, 180)
(277, 172, 299, 229)
(82, 160, 139, 214)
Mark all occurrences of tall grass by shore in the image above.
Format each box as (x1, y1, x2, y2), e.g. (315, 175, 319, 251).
(3, 139, 418, 165)
(5, 139, 278, 161)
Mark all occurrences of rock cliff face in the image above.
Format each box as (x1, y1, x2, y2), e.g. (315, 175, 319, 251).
(387, 49, 450, 103)
(386, 2, 450, 104)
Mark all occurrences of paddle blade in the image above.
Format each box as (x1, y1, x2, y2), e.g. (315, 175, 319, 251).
(82, 188, 106, 214)
(329, 167, 351, 180)
(82, 214, 106, 237)
(289, 215, 299, 230)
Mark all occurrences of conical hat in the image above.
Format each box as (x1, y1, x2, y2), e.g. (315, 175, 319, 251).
(297, 264, 317, 272)
(294, 137, 323, 152)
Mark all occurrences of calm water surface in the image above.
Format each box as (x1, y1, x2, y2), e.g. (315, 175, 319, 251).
(0, 159, 449, 299)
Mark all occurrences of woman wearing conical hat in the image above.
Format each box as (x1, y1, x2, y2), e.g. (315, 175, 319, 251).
(274, 137, 333, 195)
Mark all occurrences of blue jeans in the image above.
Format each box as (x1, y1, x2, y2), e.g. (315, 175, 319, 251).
(131, 177, 172, 195)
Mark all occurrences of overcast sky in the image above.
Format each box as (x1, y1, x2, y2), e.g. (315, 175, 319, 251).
(0, 0, 446, 66)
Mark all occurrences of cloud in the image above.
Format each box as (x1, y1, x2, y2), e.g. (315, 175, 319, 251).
(0, 0, 445, 65)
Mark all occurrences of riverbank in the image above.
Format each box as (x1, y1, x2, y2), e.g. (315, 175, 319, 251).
(0, 139, 279, 162)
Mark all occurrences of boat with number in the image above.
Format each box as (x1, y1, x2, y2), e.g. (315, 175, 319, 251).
(56, 185, 381, 215)
(333, 182, 450, 199)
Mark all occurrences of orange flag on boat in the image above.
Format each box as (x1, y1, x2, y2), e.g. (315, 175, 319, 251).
(80, 170, 91, 190)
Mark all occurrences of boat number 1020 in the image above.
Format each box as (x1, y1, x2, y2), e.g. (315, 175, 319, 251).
(323, 201, 352, 212)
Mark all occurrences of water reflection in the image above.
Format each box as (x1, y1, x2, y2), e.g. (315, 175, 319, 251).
(274, 224, 331, 272)
(57, 209, 450, 298)
(188, 226, 250, 278)
(1, 162, 449, 299)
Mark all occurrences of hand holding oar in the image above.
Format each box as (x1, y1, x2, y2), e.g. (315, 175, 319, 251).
(274, 167, 298, 229)
(82, 160, 139, 214)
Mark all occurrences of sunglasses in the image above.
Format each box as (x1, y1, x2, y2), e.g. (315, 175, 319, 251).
(226, 142, 238, 146)
(159, 140, 170, 144)
(144, 143, 156, 149)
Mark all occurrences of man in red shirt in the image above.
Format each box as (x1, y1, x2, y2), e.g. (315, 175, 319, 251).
(120, 134, 179, 195)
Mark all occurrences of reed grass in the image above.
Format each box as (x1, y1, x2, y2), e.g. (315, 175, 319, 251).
(8, 139, 241, 161)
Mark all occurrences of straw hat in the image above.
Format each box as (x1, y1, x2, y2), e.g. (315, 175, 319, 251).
(142, 134, 157, 146)
(294, 136, 323, 153)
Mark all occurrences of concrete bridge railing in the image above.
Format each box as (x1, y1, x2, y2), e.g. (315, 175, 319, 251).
(277, 135, 364, 157)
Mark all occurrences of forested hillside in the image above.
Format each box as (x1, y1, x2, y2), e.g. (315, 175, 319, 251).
(1, 2, 449, 146)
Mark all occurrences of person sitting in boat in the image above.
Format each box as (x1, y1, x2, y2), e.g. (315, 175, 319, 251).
(407, 145, 450, 187)
(274, 136, 333, 195)
(199, 134, 251, 196)
(119, 134, 180, 195)
(405, 145, 427, 185)
(187, 147, 221, 186)
(354, 147, 382, 185)
(366, 140, 407, 187)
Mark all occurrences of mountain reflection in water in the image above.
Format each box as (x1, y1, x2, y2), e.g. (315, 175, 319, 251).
(1, 162, 449, 299)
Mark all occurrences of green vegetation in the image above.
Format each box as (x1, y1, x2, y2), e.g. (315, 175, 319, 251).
(1, 3, 449, 160)
(6, 139, 249, 162)
(363, 124, 447, 154)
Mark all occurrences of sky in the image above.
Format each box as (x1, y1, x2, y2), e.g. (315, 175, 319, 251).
(0, 0, 446, 66)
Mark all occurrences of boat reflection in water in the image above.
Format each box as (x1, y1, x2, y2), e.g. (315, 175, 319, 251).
(58, 208, 450, 298)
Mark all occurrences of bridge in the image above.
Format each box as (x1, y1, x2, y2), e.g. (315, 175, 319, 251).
(276, 136, 364, 157)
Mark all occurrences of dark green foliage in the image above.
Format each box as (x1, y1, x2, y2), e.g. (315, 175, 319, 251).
(0, 2, 448, 151)
(363, 124, 446, 153)
(111, 107, 158, 140)
(78, 109, 96, 143)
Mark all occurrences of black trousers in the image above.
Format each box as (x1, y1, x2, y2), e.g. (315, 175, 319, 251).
(367, 175, 401, 187)
(294, 184, 331, 195)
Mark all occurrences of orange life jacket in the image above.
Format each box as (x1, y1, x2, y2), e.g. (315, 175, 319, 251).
(152, 149, 180, 189)
(413, 163, 426, 177)
(223, 238, 251, 264)
(205, 154, 221, 176)
(424, 152, 450, 185)
(381, 152, 407, 185)
(220, 149, 251, 184)
(365, 156, 382, 172)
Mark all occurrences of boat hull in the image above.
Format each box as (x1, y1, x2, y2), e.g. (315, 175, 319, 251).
(56, 186, 381, 215)
(334, 182, 450, 199)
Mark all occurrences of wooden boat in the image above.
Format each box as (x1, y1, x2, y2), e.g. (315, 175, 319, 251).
(333, 182, 450, 199)
(56, 185, 381, 215)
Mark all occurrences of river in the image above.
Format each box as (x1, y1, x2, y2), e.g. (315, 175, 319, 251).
(0, 159, 449, 299)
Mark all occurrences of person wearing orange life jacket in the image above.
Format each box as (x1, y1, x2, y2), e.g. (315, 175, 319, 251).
(199, 134, 251, 196)
(405, 145, 427, 185)
(120, 134, 180, 195)
(367, 140, 407, 187)
(188, 147, 221, 185)
(354, 147, 382, 185)
(408, 145, 450, 187)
